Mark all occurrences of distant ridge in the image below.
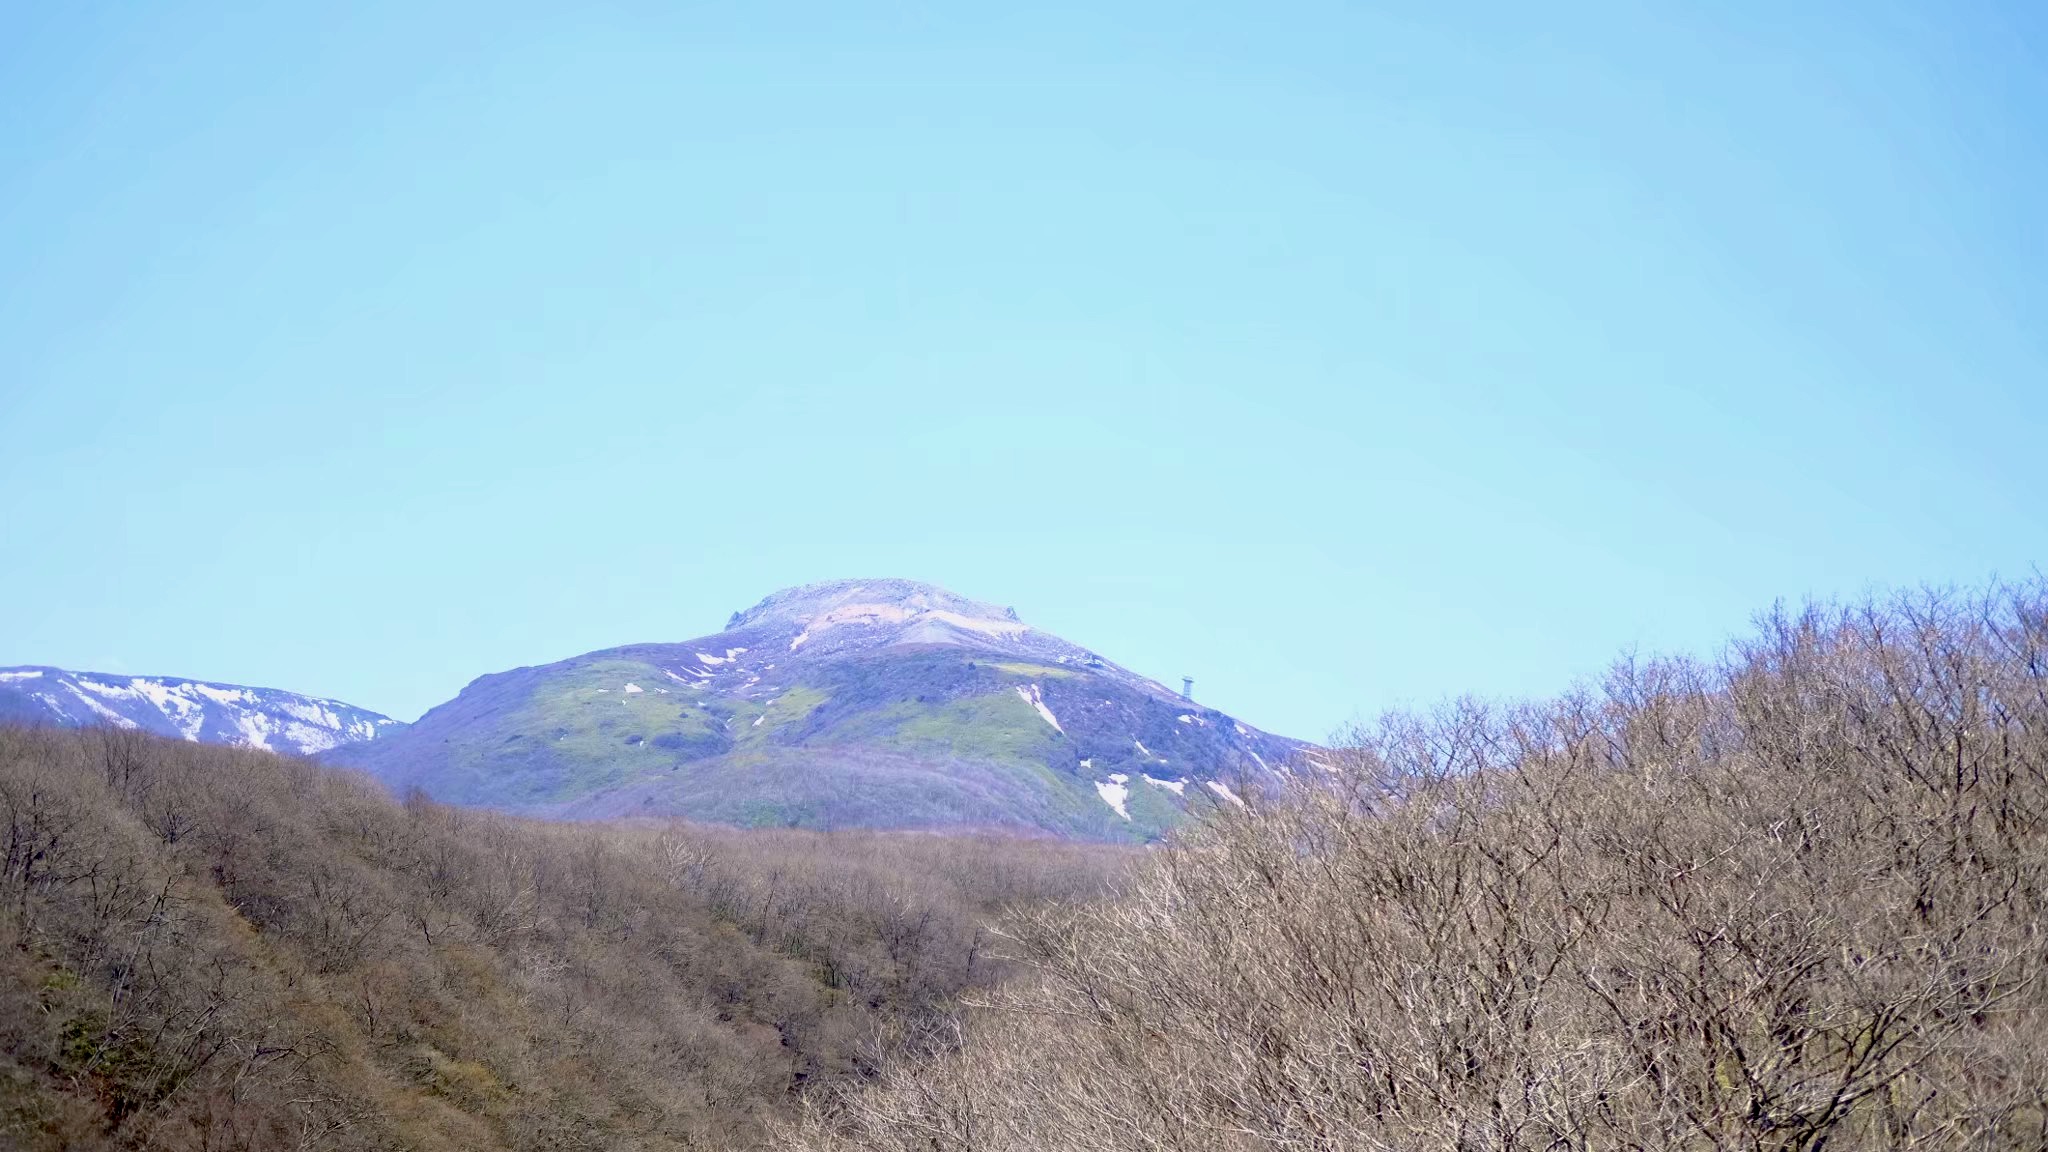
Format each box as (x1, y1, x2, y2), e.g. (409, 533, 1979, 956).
(0, 665, 403, 756)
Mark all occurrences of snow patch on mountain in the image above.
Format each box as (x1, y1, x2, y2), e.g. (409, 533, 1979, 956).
(1015, 684, 1063, 732)
(1095, 777, 1131, 819)
(68, 685, 138, 727)
(191, 683, 253, 707)
(131, 679, 207, 739)
(0, 666, 402, 756)
(233, 712, 274, 751)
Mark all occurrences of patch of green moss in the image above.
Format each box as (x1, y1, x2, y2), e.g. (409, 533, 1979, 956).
(435, 659, 742, 804)
(985, 662, 1083, 680)
(821, 691, 1062, 765)
(760, 685, 828, 727)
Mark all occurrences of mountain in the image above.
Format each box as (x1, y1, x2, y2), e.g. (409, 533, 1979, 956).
(0, 666, 404, 755)
(330, 579, 1306, 840)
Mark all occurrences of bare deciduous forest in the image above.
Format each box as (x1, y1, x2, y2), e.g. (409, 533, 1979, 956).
(0, 725, 1127, 1149)
(785, 584, 2048, 1151)
(6, 583, 2046, 1150)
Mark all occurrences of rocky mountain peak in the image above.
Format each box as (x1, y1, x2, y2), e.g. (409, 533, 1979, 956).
(729, 579, 1026, 646)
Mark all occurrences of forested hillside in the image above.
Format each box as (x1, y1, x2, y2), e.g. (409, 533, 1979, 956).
(10, 585, 2043, 1152)
(0, 727, 1127, 1150)
(785, 584, 2048, 1151)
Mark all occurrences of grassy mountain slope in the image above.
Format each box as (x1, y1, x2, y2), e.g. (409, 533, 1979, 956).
(333, 580, 1306, 840)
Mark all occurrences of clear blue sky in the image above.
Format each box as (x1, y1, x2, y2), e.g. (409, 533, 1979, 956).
(2, 2, 2042, 740)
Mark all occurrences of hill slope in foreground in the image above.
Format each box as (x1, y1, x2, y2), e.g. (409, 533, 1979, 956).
(332, 579, 1307, 840)
(0, 665, 403, 755)
(0, 725, 1124, 1150)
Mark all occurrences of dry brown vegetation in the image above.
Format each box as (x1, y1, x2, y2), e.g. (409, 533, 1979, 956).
(787, 584, 2048, 1151)
(0, 726, 1129, 1150)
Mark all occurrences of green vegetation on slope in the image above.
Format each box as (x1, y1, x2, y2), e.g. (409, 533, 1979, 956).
(816, 690, 1062, 765)
(416, 659, 772, 806)
(330, 631, 1304, 842)
(1117, 772, 1191, 840)
(733, 684, 829, 747)
(983, 661, 1082, 679)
